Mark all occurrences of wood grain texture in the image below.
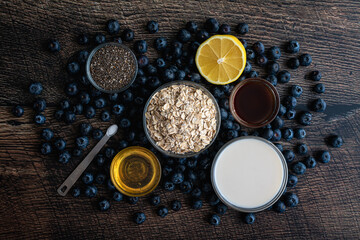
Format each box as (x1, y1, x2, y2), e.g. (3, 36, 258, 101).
(0, 0, 360, 239)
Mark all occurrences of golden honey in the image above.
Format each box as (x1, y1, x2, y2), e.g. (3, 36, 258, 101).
(110, 146, 161, 197)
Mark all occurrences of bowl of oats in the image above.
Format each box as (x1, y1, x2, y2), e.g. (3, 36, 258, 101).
(143, 81, 221, 158)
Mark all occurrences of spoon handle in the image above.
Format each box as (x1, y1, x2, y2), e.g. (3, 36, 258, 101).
(57, 135, 110, 196)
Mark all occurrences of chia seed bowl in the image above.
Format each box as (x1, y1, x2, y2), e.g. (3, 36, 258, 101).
(86, 42, 138, 93)
(143, 81, 221, 158)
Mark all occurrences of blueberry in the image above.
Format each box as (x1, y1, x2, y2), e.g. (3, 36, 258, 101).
(239, 38, 247, 49)
(248, 70, 259, 78)
(109, 191, 123, 203)
(283, 96, 297, 109)
(94, 98, 106, 109)
(106, 19, 120, 35)
(246, 48, 255, 60)
(185, 21, 198, 33)
(278, 70, 291, 83)
(121, 91, 133, 102)
(222, 120, 233, 130)
(190, 72, 201, 83)
(100, 110, 111, 122)
(268, 46, 281, 60)
(113, 36, 122, 43)
(82, 172, 94, 185)
(59, 150, 71, 164)
(244, 213, 255, 224)
(119, 118, 131, 129)
(220, 98, 229, 110)
(205, 18, 219, 33)
(76, 136, 89, 149)
(180, 181, 192, 193)
(253, 41, 265, 55)
(298, 111, 312, 126)
(77, 50, 89, 64)
(34, 114, 46, 125)
(309, 70, 322, 81)
(267, 61, 279, 74)
(90, 88, 102, 97)
(72, 104, 83, 115)
(171, 172, 184, 185)
(54, 110, 64, 120)
(104, 147, 115, 159)
(189, 41, 200, 53)
(233, 122, 241, 131)
(285, 109, 296, 120)
(236, 23, 248, 34)
(147, 20, 159, 33)
(154, 37, 167, 51)
(256, 55, 268, 67)
(95, 153, 106, 167)
(261, 128, 274, 140)
(274, 143, 283, 152)
(79, 92, 91, 105)
(137, 55, 149, 68)
(287, 57, 300, 69)
(296, 143, 308, 155)
(12, 105, 24, 117)
(284, 192, 299, 207)
(59, 99, 70, 110)
(85, 106, 96, 119)
(122, 28, 134, 42)
(133, 212, 146, 224)
(208, 194, 220, 206)
(177, 29, 191, 43)
(72, 187, 81, 198)
(118, 140, 128, 149)
(216, 204, 228, 215)
(311, 98, 326, 112)
(72, 148, 83, 157)
(78, 33, 89, 45)
(285, 40, 300, 53)
(271, 116, 284, 129)
(170, 200, 182, 211)
(190, 187, 202, 198)
(29, 82, 43, 95)
(271, 129, 282, 141)
(110, 105, 123, 117)
(318, 150, 331, 163)
(278, 104, 287, 117)
(176, 70, 186, 80)
(48, 39, 61, 52)
(294, 128, 306, 139)
(329, 135, 343, 148)
(314, 83, 325, 93)
(32, 98, 46, 113)
(67, 61, 80, 75)
(133, 40, 147, 54)
(92, 128, 104, 140)
(287, 174, 298, 188)
(79, 123, 91, 136)
(291, 85, 303, 98)
(273, 200, 286, 213)
(41, 128, 54, 141)
(64, 111, 76, 124)
(157, 206, 169, 218)
(98, 199, 110, 211)
(162, 68, 175, 82)
(54, 138, 66, 151)
(40, 142, 52, 155)
(148, 195, 161, 206)
(192, 199, 203, 210)
(107, 179, 116, 191)
(239, 131, 249, 136)
(202, 182, 212, 195)
(299, 53, 312, 66)
(209, 214, 221, 226)
(243, 62, 252, 74)
(219, 24, 231, 34)
(213, 87, 225, 99)
(164, 181, 175, 191)
(282, 128, 294, 141)
(292, 162, 306, 175)
(94, 33, 106, 44)
(125, 131, 136, 142)
(304, 156, 316, 168)
(283, 150, 295, 163)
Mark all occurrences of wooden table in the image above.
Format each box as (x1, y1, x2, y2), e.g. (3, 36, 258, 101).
(1, 1, 359, 239)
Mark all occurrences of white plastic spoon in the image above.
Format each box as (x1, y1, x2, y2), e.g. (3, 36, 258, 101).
(57, 124, 118, 196)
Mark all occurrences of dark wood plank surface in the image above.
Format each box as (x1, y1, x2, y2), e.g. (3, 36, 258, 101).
(1, 0, 360, 239)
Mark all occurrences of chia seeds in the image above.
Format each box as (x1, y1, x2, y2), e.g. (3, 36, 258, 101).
(89, 44, 136, 91)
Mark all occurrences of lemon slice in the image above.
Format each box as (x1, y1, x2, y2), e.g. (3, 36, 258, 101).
(195, 35, 246, 85)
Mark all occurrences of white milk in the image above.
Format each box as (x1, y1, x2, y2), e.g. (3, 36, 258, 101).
(213, 138, 285, 210)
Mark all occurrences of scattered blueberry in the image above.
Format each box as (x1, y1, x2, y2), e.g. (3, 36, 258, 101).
(318, 150, 331, 163)
(76, 136, 89, 149)
(122, 28, 134, 42)
(72, 148, 83, 157)
(99, 199, 110, 211)
(252, 41, 265, 55)
(137, 55, 149, 68)
(48, 39, 61, 52)
(210, 214, 221, 226)
(134, 40, 148, 54)
(287, 174, 298, 188)
(268, 46, 281, 60)
(292, 162, 306, 175)
(219, 24, 231, 34)
(58, 150, 71, 164)
(95, 173, 106, 184)
(296, 143, 308, 155)
(29, 82, 43, 95)
(94, 33, 106, 44)
(41, 128, 54, 141)
(100, 110, 111, 122)
(274, 143, 283, 152)
(299, 53, 312, 66)
(82, 172, 94, 185)
(40, 142, 52, 155)
(72, 103, 83, 115)
(267, 61, 279, 75)
(271, 116, 284, 129)
(294, 128, 306, 139)
(328, 135, 343, 148)
(273, 200, 286, 213)
(283, 96, 297, 109)
(283, 149, 295, 163)
(256, 55, 268, 67)
(291, 85, 303, 98)
(92, 128, 104, 140)
(282, 128, 294, 141)
(192, 199, 203, 210)
(64, 111, 76, 124)
(67, 61, 80, 75)
(54, 110, 64, 120)
(107, 179, 116, 191)
(304, 156, 316, 168)
(147, 20, 159, 34)
(311, 98, 326, 112)
(261, 128, 274, 140)
(164, 181, 175, 191)
(285, 109, 296, 120)
(287, 57, 300, 69)
(247, 48, 255, 60)
(177, 29, 191, 43)
(205, 18, 219, 33)
(79, 92, 91, 105)
(284, 192, 299, 207)
(154, 37, 167, 51)
(112, 191, 123, 202)
(171, 200, 182, 211)
(12, 105, 24, 117)
(298, 111, 312, 126)
(78, 33, 89, 45)
(285, 40, 300, 53)
(314, 83, 325, 93)
(34, 114, 46, 125)
(72, 187, 81, 198)
(216, 204, 228, 215)
(106, 19, 120, 35)
(236, 23, 248, 35)
(77, 50, 89, 64)
(271, 129, 282, 141)
(278, 70, 291, 83)
(85, 106, 96, 119)
(157, 206, 169, 218)
(133, 212, 146, 224)
(278, 104, 287, 117)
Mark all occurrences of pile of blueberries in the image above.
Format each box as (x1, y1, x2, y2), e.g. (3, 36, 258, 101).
(12, 17, 344, 226)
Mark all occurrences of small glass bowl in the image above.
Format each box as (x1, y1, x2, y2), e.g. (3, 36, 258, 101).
(85, 42, 138, 93)
(143, 80, 221, 158)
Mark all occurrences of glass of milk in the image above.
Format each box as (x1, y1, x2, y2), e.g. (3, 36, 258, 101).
(211, 136, 288, 212)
